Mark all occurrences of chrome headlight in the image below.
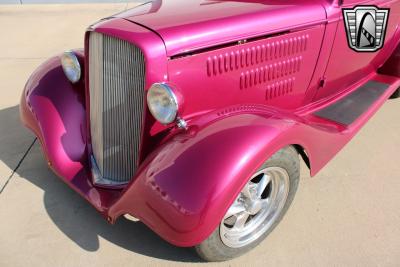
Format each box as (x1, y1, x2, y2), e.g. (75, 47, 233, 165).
(147, 83, 179, 124)
(61, 51, 81, 83)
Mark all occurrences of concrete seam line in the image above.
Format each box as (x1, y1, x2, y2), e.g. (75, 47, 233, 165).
(0, 138, 37, 195)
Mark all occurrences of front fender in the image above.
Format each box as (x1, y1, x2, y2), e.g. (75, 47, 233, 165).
(108, 108, 339, 247)
(20, 52, 87, 180)
(20, 52, 124, 213)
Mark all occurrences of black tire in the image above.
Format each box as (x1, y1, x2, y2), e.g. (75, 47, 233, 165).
(195, 146, 300, 262)
(390, 89, 400, 99)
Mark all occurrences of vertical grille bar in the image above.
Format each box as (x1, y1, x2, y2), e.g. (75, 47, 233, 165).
(89, 32, 145, 185)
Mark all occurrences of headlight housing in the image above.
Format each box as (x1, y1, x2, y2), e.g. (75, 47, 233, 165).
(147, 83, 179, 124)
(61, 51, 81, 84)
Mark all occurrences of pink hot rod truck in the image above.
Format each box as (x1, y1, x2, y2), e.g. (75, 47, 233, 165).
(20, 0, 400, 261)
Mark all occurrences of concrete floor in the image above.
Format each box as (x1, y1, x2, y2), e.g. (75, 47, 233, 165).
(1, 4, 400, 267)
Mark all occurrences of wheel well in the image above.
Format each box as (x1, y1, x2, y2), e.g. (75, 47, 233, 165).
(292, 144, 311, 171)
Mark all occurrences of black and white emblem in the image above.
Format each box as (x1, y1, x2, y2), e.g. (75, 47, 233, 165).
(343, 6, 389, 52)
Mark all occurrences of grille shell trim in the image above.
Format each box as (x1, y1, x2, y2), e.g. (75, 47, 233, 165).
(89, 32, 146, 185)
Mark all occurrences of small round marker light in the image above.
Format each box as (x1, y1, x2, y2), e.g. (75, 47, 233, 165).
(61, 51, 81, 84)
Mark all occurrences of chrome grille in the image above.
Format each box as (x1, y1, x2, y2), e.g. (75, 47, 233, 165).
(89, 32, 145, 185)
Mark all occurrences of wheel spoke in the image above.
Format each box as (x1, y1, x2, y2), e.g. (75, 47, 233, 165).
(257, 173, 271, 198)
(261, 199, 270, 210)
(233, 212, 249, 230)
(224, 201, 246, 219)
(241, 182, 253, 199)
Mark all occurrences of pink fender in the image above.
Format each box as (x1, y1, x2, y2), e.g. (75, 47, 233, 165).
(21, 54, 86, 179)
(107, 110, 310, 247)
(20, 53, 123, 213)
(107, 72, 400, 247)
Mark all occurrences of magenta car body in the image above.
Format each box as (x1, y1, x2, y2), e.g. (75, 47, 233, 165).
(20, 0, 400, 248)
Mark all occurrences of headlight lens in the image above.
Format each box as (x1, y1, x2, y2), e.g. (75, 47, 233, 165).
(147, 83, 179, 124)
(61, 51, 81, 83)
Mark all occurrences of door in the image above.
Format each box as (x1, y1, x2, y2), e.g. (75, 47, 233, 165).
(314, 0, 400, 101)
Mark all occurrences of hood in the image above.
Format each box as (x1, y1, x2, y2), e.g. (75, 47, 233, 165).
(115, 0, 327, 56)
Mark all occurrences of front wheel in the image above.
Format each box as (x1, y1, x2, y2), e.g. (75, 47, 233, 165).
(195, 146, 300, 262)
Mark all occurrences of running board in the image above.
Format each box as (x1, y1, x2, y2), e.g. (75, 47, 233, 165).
(314, 80, 391, 126)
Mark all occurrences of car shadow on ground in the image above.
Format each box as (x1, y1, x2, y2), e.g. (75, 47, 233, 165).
(0, 105, 201, 263)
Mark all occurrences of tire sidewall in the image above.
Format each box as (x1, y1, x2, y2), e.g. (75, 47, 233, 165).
(195, 146, 300, 262)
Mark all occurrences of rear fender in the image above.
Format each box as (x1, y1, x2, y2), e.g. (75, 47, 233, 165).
(108, 107, 340, 247)
(379, 43, 400, 77)
(379, 27, 400, 77)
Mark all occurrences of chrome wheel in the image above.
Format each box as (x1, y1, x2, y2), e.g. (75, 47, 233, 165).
(220, 167, 290, 248)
